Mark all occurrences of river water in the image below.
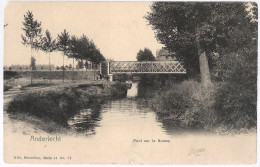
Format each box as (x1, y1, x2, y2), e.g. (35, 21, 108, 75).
(3, 82, 257, 164)
(68, 82, 173, 137)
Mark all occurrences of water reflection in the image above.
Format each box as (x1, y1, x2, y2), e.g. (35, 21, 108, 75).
(68, 102, 102, 135)
(93, 98, 169, 140)
(137, 80, 158, 98)
(127, 82, 138, 97)
(68, 80, 206, 137)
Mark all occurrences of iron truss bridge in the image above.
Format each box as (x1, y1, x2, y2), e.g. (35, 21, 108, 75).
(108, 61, 186, 74)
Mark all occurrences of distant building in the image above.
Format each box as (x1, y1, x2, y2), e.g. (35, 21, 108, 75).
(156, 47, 176, 61)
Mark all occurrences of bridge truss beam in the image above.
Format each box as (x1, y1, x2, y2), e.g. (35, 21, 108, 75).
(108, 61, 186, 74)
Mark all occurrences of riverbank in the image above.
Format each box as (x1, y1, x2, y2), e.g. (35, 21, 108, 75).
(4, 80, 256, 164)
(150, 79, 257, 134)
(5, 81, 128, 133)
(3, 70, 100, 92)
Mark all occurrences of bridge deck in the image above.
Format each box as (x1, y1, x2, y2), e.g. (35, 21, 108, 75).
(108, 61, 186, 74)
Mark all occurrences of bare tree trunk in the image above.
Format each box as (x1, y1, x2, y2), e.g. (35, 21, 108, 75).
(199, 51, 211, 87)
(195, 26, 211, 87)
(49, 53, 51, 82)
(94, 63, 96, 80)
(30, 44, 33, 85)
(63, 54, 64, 83)
(72, 57, 74, 81)
(73, 57, 74, 71)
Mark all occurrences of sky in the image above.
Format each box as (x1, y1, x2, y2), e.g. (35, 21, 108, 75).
(4, 1, 164, 66)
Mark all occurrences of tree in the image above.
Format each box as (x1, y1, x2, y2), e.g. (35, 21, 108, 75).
(41, 30, 57, 82)
(146, 2, 258, 87)
(136, 48, 155, 61)
(69, 34, 105, 68)
(145, 3, 214, 86)
(77, 61, 84, 70)
(68, 35, 80, 71)
(57, 29, 70, 83)
(21, 10, 42, 84)
(31, 57, 36, 70)
(90, 49, 105, 65)
(212, 3, 257, 129)
(147, 2, 257, 128)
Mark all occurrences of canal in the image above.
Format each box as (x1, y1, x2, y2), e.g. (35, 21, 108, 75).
(68, 81, 175, 138)
(3, 81, 256, 164)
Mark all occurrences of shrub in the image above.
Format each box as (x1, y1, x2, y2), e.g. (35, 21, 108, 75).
(108, 82, 128, 97)
(4, 71, 19, 80)
(7, 88, 85, 126)
(152, 80, 217, 129)
(6, 82, 128, 127)
(214, 50, 257, 129)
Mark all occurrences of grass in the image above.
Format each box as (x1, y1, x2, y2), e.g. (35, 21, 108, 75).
(152, 80, 217, 129)
(8, 112, 69, 134)
(20, 83, 54, 90)
(4, 84, 13, 92)
(6, 81, 128, 132)
(4, 70, 100, 80)
(151, 79, 256, 133)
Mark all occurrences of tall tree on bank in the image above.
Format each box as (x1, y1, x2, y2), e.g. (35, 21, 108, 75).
(136, 48, 155, 61)
(57, 29, 70, 83)
(41, 30, 57, 82)
(68, 35, 80, 71)
(212, 3, 257, 128)
(69, 34, 105, 69)
(146, 3, 243, 87)
(21, 10, 42, 84)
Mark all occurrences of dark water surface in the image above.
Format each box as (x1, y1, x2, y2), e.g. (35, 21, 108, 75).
(68, 81, 178, 136)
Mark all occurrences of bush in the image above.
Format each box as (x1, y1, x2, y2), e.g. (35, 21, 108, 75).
(214, 50, 257, 129)
(4, 71, 20, 80)
(108, 82, 128, 97)
(6, 82, 128, 127)
(4, 84, 13, 92)
(153, 80, 216, 129)
(7, 88, 85, 126)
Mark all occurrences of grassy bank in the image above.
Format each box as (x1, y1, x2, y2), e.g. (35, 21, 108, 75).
(6, 82, 127, 132)
(4, 70, 100, 80)
(151, 80, 256, 133)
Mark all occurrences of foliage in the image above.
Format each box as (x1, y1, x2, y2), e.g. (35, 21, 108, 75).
(152, 80, 216, 129)
(41, 30, 57, 76)
(4, 84, 13, 92)
(31, 57, 36, 70)
(214, 49, 257, 129)
(7, 89, 83, 126)
(136, 48, 155, 61)
(69, 34, 105, 65)
(146, 2, 255, 78)
(7, 83, 128, 127)
(21, 10, 42, 50)
(21, 10, 42, 83)
(211, 3, 257, 129)
(76, 60, 84, 69)
(90, 49, 106, 64)
(57, 29, 70, 55)
(147, 2, 257, 130)
(41, 30, 57, 53)
(4, 71, 19, 79)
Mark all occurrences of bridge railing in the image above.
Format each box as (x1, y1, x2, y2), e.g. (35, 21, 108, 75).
(108, 61, 186, 74)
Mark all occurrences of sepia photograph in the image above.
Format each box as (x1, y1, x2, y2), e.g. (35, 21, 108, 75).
(2, 1, 258, 165)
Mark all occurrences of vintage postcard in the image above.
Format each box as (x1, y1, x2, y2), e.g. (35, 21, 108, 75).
(2, 1, 257, 165)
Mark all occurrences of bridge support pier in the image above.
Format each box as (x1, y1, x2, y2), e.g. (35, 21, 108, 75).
(108, 74, 113, 81)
